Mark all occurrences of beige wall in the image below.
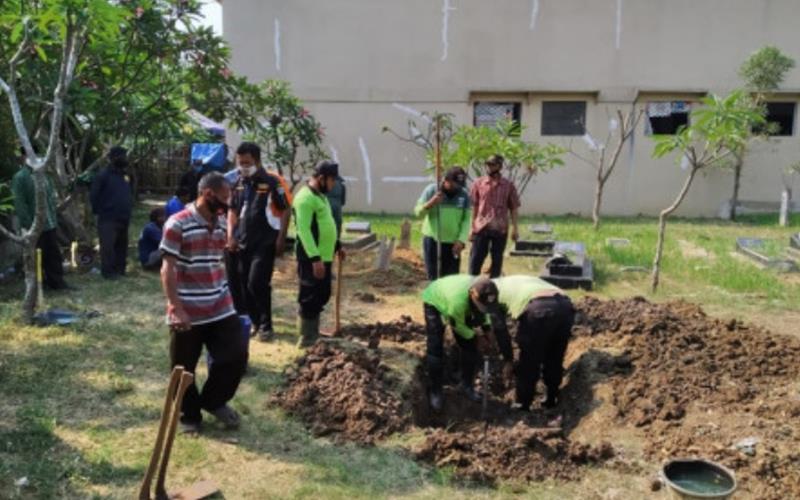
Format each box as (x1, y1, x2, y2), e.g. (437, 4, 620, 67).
(223, 0, 800, 216)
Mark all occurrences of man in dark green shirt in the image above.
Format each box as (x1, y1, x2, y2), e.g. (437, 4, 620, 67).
(293, 161, 344, 348)
(421, 274, 505, 411)
(11, 148, 70, 290)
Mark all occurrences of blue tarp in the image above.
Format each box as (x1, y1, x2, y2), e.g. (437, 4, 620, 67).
(191, 143, 227, 170)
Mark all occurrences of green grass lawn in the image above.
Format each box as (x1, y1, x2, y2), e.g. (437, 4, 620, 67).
(0, 207, 798, 498)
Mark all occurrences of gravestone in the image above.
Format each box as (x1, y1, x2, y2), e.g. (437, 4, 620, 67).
(398, 219, 411, 250)
(510, 240, 556, 257)
(529, 223, 553, 235)
(345, 221, 371, 234)
(606, 238, 631, 248)
(736, 237, 798, 272)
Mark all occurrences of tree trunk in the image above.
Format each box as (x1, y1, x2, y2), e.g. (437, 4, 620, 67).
(729, 156, 743, 221)
(651, 167, 699, 292)
(21, 243, 38, 323)
(592, 172, 604, 230)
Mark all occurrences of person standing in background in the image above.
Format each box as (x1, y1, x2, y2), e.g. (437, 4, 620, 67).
(90, 146, 133, 280)
(324, 162, 346, 237)
(468, 154, 520, 278)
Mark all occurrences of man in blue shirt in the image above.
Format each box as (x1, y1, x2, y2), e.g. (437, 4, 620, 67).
(165, 187, 191, 218)
(138, 207, 166, 270)
(90, 146, 133, 279)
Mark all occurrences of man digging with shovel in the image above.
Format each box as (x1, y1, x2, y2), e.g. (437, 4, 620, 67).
(421, 275, 511, 411)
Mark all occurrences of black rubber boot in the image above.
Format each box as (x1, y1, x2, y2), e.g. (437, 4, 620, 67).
(427, 355, 444, 411)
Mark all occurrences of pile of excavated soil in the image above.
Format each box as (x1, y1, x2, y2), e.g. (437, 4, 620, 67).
(364, 248, 426, 289)
(272, 341, 410, 445)
(573, 296, 800, 499)
(416, 422, 614, 484)
(336, 316, 424, 346)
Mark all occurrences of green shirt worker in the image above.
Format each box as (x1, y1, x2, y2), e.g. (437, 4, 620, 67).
(492, 275, 575, 411)
(421, 274, 502, 411)
(293, 160, 344, 348)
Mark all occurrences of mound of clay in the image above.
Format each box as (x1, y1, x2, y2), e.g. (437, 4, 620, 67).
(365, 248, 426, 289)
(337, 315, 424, 345)
(273, 341, 409, 444)
(416, 422, 614, 484)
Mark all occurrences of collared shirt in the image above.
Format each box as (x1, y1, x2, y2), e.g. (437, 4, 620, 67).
(229, 168, 291, 248)
(469, 176, 520, 235)
(11, 166, 58, 231)
(413, 184, 471, 244)
(160, 203, 235, 325)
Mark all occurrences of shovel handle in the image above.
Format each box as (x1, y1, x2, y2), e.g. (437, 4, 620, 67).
(334, 255, 343, 334)
(155, 371, 194, 499)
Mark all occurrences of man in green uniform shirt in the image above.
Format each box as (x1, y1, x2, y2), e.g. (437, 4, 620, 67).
(293, 161, 344, 348)
(421, 274, 504, 411)
(492, 275, 575, 411)
(414, 167, 471, 280)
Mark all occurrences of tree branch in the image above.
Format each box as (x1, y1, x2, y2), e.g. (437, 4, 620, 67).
(0, 219, 24, 245)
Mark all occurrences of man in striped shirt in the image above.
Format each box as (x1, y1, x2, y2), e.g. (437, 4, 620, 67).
(160, 172, 245, 433)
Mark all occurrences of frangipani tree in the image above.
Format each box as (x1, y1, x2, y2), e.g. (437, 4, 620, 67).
(650, 91, 764, 292)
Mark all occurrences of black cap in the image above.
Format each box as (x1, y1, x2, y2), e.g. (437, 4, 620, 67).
(486, 154, 504, 166)
(470, 278, 501, 314)
(314, 160, 339, 177)
(444, 166, 467, 187)
(108, 146, 127, 161)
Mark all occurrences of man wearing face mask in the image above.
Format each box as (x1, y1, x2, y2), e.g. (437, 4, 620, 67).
(226, 142, 289, 342)
(468, 154, 521, 278)
(160, 172, 246, 433)
(414, 167, 471, 280)
(90, 146, 134, 279)
(293, 160, 344, 348)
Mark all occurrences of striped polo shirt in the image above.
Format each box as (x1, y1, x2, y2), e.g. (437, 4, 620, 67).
(160, 203, 235, 325)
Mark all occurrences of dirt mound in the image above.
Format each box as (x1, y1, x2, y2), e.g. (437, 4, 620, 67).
(365, 248, 426, 289)
(337, 316, 424, 346)
(573, 296, 800, 499)
(272, 341, 410, 444)
(416, 422, 614, 484)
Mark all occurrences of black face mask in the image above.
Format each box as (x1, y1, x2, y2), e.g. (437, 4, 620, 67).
(206, 195, 229, 215)
(488, 168, 501, 178)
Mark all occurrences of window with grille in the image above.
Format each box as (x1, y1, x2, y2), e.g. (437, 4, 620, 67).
(473, 102, 521, 128)
(645, 101, 690, 135)
(541, 101, 586, 136)
(762, 102, 796, 136)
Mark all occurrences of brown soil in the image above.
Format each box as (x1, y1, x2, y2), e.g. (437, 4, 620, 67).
(573, 296, 800, 499)
(363, 248, 426, 289)
(274, 296, 800, 496)
(271, 341, 410, 445)
(415, 422, 614, 485)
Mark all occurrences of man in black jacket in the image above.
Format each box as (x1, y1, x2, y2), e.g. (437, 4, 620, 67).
(90, 146, 133, 279)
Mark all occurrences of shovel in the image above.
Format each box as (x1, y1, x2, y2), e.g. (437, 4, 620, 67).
(481, 356, 490, 432)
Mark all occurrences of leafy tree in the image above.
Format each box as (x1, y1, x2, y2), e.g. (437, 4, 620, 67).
(242, 80, 326, 190)
(726, 46, 795, 220)
(441, 119, 565, 198)
(568, 108, 643, 229)
(650, 91, 764, 292)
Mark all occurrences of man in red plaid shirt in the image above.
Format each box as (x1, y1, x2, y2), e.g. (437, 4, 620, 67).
(468, 154, 521, 278)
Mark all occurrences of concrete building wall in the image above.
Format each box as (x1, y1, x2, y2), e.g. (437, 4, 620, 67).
(223, 0, 800, 216)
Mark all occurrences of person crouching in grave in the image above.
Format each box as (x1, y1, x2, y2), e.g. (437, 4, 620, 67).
(421, 274, 507, 411)
(138, 207, 166, 271)
(491, 275, 575, 411)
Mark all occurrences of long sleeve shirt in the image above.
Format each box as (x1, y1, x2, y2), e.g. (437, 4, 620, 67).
(90, 165, 133, 222)
(11, 166, 58, 231)
(293, 184, 338, 263)
(422, 274, 488, 340)
(414, 183, 471, 244)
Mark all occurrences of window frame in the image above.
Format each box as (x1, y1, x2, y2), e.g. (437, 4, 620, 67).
(540, 100, 587, 136)
(472, 101, 523, 129)
(761, 101, 796, 137)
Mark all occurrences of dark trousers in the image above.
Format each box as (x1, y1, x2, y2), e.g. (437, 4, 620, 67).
(169, 314, 246, 423)
(297, 259, 332, 319)
(141, 250, 161, 271)
(225, 251, 246, 315)
(424, 303, 479, 393)
(97, 218, 129, 277)
(469, 230, 507, 278)
(37, 229, 66, 289)
(422, 236, 460, 281)
(238, 242, 277, 331)
(515, 295, 575, 408)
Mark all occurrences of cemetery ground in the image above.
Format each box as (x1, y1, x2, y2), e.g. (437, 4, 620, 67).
(0, 208, 799, 499)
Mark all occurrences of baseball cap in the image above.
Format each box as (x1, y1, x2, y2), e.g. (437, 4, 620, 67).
(444, 166, 467, 187)
(470, 278, 501, 314)
(313, 160, 339, 177)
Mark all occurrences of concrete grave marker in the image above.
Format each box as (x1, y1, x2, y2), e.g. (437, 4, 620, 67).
(345, 221, 372, 234)
(736, 237, 798, 273)
(606, 238, 631, 248)
(530, 224, 553, 235)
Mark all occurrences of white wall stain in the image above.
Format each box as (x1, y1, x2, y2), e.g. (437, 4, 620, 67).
(529, 0, 540, 31)
(329, 145, 340, 163)
(343, 176, 359, 182)
(358, 137, 373, 205)
(615, 0, 622, 50)
(274, 18, 282, 72)
(441, 0, 456, 62)
(392, 103, 432, 124)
